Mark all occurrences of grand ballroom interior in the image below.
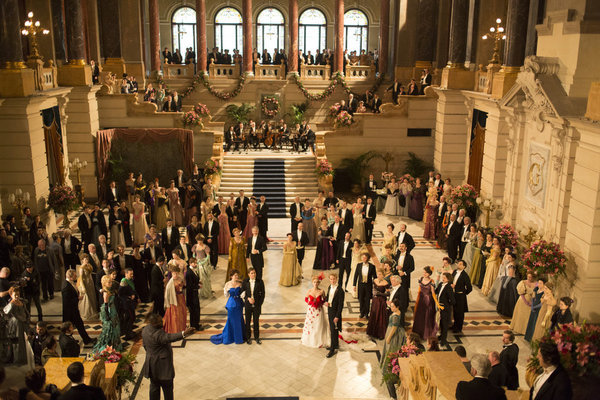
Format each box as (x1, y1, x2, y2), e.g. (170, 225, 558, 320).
(0, 0, 599, 399)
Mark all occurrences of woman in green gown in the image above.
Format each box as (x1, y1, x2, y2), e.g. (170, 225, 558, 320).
(92, 275, 122, 353)
(380, 298, 407, 399)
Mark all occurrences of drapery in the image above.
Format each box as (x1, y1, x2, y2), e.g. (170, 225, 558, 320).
(41, 106, 65, 187)
(96, 128, 194, 201)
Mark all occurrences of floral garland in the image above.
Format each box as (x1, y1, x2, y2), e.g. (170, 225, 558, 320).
(261, 96, 280, 117)
(204, 158, 222, 176)
(291, 72, 386, 102)
(183, 70, 250, 100)
(522, 239, 567, 277)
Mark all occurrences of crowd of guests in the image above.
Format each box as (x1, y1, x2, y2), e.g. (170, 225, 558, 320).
(142, 83, 182, 112)
(224, 119, 316, 153)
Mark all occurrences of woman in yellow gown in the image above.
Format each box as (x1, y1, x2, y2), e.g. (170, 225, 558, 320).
(154, 187, 170, 230)
(481, 245, 501, 296)
(532, 282, 557, 341)
(468, 229, 486, 286)
(226, 228, 248, 282)
(382, 223, 398, 256)
(279, 234, 303, 287)
(509, 272, 537, 334)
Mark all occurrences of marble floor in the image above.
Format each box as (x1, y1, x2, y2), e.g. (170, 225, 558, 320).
(6, 213, 532, 399)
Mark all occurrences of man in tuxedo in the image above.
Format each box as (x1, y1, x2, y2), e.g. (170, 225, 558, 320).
(327, 214, 346, 257)
(530, 342, 572, 399)
(242, 268, 265, 344)
(118, 268, 138, 340)
(456, 354, 507, 400)
(500, 330, 520, 390)
(143, 240, 164, 267)
(59, 322, 81, 357)
(77, 206, 93, 248)
(436, 272, 455, 346)
(452, 260, 473, 333)
(185, 260, 201, 330)
(446, 214, 462, 263)
(174, 169, 187, 199)
(149, 256, 167, 316)
(171, 91, 182, 112)
(235, 190, 250, 231)
(141, 314, 195, 400)
(305, 124, 316, 153)
(372, 93, 382, 113)
(175, 236, 192, 262)
(293, 222, 309, 266)
(203, 212, 219, 268)
(62, 269, 94, 345)
(353, 252, 377, 319)
(436, 195, 448, 240)
(256, 196, 269, 238)
(161, 219, 179, 261)
(62, 229, 82, 270)
(388, 274, 408, 326)
(386, 79, 402, 104)
(336, 232, 353, 291)
(488, 351, 509, 388)
(363, 197, 376, 244)
(246, 226, 267, 280)
(395, 243, 414, 312)
(364, 174, 378, 200)
(324, 191, 339, 209)
(60, 361, 106, 400)
(112, 244, 131, 276)
(289, 196, 303, 232)
(420, 68, 432, 93)
(338, 200, 353, 233)
(162, 47, 172, 64)
(106, 181, 120, 208)
(162, 95, 174, 112)
(396, 224, 415, 253)
(348, 93, 358, 115)
(325, 274, 344, 358)
(459, 217, 472, 259)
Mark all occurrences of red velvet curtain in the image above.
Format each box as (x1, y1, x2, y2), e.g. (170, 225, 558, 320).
(96, 128, 194, 201)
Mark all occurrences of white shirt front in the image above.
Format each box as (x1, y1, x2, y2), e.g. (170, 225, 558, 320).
(328, 285, 337, 304)
(167, 227, 172, 241)
(341, 208, 346, 220)
(461, 226, 470, 241)
(111, 187, 117, 197)
(438, 203, 445, 216)
(343, 241, 350, 257)
(532, 366, 557, 399)
(252, 236, 257, 251)
(366, 204, 371, 216)
(64, 238, 71, 254)
(181, 244, 188, 260)
(389, 285, 400, 303)
(453, 270, 461, 286)
(296, 230, 303, 247)
(294, 203, 301, 217)
(249, 279, 255, 297)
(207, 221, 213, 237)
(361, 263, 370, 282)
(333, 223, 339, 238)
(447, 221, 454, 235)
(438, 283, 447, 300)
(398, 232, 405, 244)
(398, 252, 406, 268)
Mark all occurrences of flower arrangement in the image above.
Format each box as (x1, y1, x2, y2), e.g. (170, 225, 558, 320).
(381, 172, 395, 182)
(334, 110, 353, 128)
(493, 223, 519, 248)
(47, 185, 79, 215)
(261, 96, 280, 117)
(182, 110, 204, 128)
(315, 158, 334, 177)
(193, 102, 210, 117)
(449, 183, 479, 209)
(522, 240, 567, 277)
(204, 158, 222, 176)
(382, 344, 424, 383)
(528, 323, 600, 378)
(92, 346, 137, 389)
(328, 103, 341, 119)
(399, 173, 415, 185)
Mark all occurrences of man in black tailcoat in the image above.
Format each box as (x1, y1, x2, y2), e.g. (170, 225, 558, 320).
(203, 212, 219, 268)
(452, 260, 472, 333)
(62, 269, 94, 345)
(363, 197, 376, 245)
(292, 222, 309, 266)
(325, 274, 344, 358)
(256, 196, 269, 238)
(241, 268, 265, 344)
(185, 260, 201, 330)
(246, 226, 267, 280)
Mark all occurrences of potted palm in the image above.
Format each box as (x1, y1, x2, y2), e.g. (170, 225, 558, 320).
(338, 151, 378, 194)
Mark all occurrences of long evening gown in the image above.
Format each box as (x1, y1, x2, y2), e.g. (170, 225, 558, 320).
(398, 184, 411, 217)
(462, 235, 478, 274)
(367, 281, 390, 340)
(509, 280, 535, 334)
(496, 276, 518, 317)
(78, 264, 98, 320)
(383, 185, 400, 216)
(210, 286, 245, 345)
(408, 185, 425, 221)
(301, 294, 330, 348)
(379, 313, 406, 370)
(533, 290, 556, 341)
(313, 198, 326, 221)
(132, 202, 149, 246)
(312, 227, 334, 270)
(489, 257, 511, 303)
(242, 205, 258, 239)
(4, 302, 30, 365)
(352, 205, 365, 242)
(226, 238, 248, 281)
(468, 240, 485, 286)
(302, 207, 318, 246)
(217, 205, 231, 254)
(524, 287, 544, 341)
(155, 195, 170, 230)
(163, 279, 187, 334)
(279, 242, 303, 287)
(423, 202, 438, 240)
(481, 247, 501, 296)
(347, 246, 365, 295)
(92, 294, 121, 353)
(477, 244, 493, 288)
(382, 233, 397, 255)
(167, 188, 184, 227)
(109, 211, 126, 251)
(193, 245, 213, 299)
(412, 278, 438, 341)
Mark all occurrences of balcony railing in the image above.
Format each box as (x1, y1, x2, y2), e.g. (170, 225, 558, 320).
(27, 58, 57, 91)
(208, 62, 241, 79)
(345, 64, 376, 81)
(299, 64, 331, 80)
(163, 63, 195, 78)
(255, 64, 286, 80)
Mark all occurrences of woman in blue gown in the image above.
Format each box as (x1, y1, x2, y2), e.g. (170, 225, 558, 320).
(524, 277, 546, 342)
(210, 270, 245, 345)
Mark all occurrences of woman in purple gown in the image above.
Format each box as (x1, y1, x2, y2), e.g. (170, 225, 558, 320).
(312, 217, 335, 270)
(366, 270, 390, 340)
(408, 177, 425, 221)
(412, 266, 439, 342)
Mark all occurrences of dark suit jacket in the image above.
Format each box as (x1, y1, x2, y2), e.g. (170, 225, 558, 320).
(257, 203, 269, 230)
(161, 227, 180, 252)
(363, 203, 377, 221)
(326, 223, 346, 242)
(175, 243, 192, 261)
(396, 232, 415, 253)
(323, 196, 339, 208)
(173, 96, 182, 112)
(241, 278, 265, 310)
(456, 377, 506, 400)
(235, 197, 250, 213)
(77, 213, 93, 244)
(143, 246, 164, 264)
(141, 325, 184, 381)
(338, 208, 353, 230)
(489, 363, 509, 388)
(500, 343, 520, 390)
(364, 180, 378, 196)
(435, 282, 456, 309)
(292, 230, 309, 248)
(353, 262, 377, 287)
(59, 333, 80, 357)
(336, 240, 353, 262)
(62, 236, 82, 258)
(185, 266, 200, 307)
(326, 285, 345, 320)
(61, 281, 82, 324)
(58, 383, 106, 400)
(452, 269, 473, 312)
(289, 203, 303, 220)
(149, 264, 166, 299)
(390, 283, 409, 312)
(203, 220, 220, 240)
(245, 235, 267, 258)
(529, 365, 572, 400)
(447, 220, 462, 240)
(106, 187, 120, 206)
(395, 252, 415, 288)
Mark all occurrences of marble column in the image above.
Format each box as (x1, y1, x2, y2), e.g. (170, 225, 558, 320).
(334, 0, 344, 73)
(120, 0, 145, 81)
(196, 0, 207, 72)
(379, 0, 390, 75)
(50, 0, 67, 64)
(447, 0, 469, 68)
(97, 0, 126, 75)
(415, 0, 438, 68)
(288, 0, 298, 73)
(242, 0, 253, 74)
(0, 0, 25, 69)
(84, 0, 101, 64)
(64, 0, 86, 63)
(504, 0, 530, 68)
(148, 0, 160, 74)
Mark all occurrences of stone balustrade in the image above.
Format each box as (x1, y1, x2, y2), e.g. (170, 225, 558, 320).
(475, 63, 501, 94)
(26, 58, 58, 92)
(299, 64, 331, 80)
(345, 64, 376, 81)
(208, 63, 241, 79)
(255, 64, 286, 79)
(163, 63, 195, 78)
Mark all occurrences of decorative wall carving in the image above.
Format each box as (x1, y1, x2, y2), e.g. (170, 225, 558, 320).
(526, 142, 550, 208)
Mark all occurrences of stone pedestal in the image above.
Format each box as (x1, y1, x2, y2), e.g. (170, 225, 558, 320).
(0, 68, 35, 97)
(58, 64, 92, 86)
(491, 67, 519, 99)
(585, 82, 600, 121)
(441, 67, 475, 90)
(101, 58, 127, 76)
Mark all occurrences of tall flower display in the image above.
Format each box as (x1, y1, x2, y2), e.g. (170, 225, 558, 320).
(182, 102, 211, 128)
(47, 185, 80, 228)
(382, 344, 424, 384)
(315, 158, 334, 177)
(493, 223, 519, 248)
(449, 183, 479, 209)
(522, 240, 567, 277)
(333, 110, 353, 128)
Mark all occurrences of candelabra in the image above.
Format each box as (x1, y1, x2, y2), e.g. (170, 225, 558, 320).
(476, 195, 502, 227)
(7, 189, 31, 230)
(519, 225, 542, 249)
(21, 12, 50, 60)
(482, 18, 506, 65)
(68, 158, 88, 204)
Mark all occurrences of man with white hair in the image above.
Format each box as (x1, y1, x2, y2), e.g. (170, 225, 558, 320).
(456, 353, 507, 400)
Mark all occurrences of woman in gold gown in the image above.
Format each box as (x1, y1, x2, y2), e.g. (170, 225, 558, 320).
(154, 187, 170, 230)
(382, 223, 397, 256)
(481, 245, 502, 296)
(279, 234, 303, 287)
(226, 228, 248, 281)
(468, 229, 487, 286)
(532, 282, 557, 341)
(509, 272, 537, 334)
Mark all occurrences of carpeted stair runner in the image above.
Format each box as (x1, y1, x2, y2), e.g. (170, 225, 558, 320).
(253, 159, 287, 218)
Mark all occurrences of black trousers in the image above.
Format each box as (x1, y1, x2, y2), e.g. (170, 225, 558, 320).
(250, 255, 264, 280)
(39, 270, 54, 299)
(152, 294, 165, 317)
(245, 305, 261, 340)
(25, 294, 43, 321)
(71, 314, 92, 343)
(291, 218, 300, 232)
(447, 238, 459, 262)
(357, 282, 372, 317)
(188, 297, 200, 329)
(328, 310, 341, 349)
(439, 307, 452, 344)
(207, 238, 218, 267)
(297, 248, 305, 265)
(238, 212, 247, 231)
(121, 304, 135, 337)
(458, 241, 468, 259)
(364, 219, 374, 244)
(338, 258, 351, 289)
(149, 378, 174, 400)
(452, 294, 466, 332)
(64, 253, 79, 270)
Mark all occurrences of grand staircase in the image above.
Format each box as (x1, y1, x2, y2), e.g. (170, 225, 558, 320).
(217, 151, 318, 218)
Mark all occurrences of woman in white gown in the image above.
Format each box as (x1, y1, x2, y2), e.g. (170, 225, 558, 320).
(383, 178, 399, 216)
(301, 275, 330, 348)
(352, 198, 365, 242)
(346, 239, 366, 297)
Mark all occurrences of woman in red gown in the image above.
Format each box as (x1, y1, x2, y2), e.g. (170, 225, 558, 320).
(163, 265, 187, 333)
(412, 266, 439, 342)
(366, 270, 390, 340)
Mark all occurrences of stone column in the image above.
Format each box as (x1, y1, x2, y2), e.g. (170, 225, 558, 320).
(415, 0, 438, 69)
(50, 0, 67, 64)
(58, 0, 91, 85)
(97, 0, 126, 75)
(492, 0, 530, 98)
(84, 0, 101, 64)
(196, 0, 207, 72)
(0, 0, 35, 97)
(379, 0, 390, 75)
(120, 0, 145, 83)
(242, 0, 253, 74)
(334, 0, 344, 74)
(288, 0, 298, 74)
(440, 0, 474, 90)
(148, 0, 161, 75)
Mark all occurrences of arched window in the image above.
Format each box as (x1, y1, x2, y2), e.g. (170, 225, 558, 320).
(172, 7, 196, 55)
(344, 9, 368, 54)
(299, 8, 327, 56)
(256, 8, 285, 54)
(215, 7, 243, 54)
